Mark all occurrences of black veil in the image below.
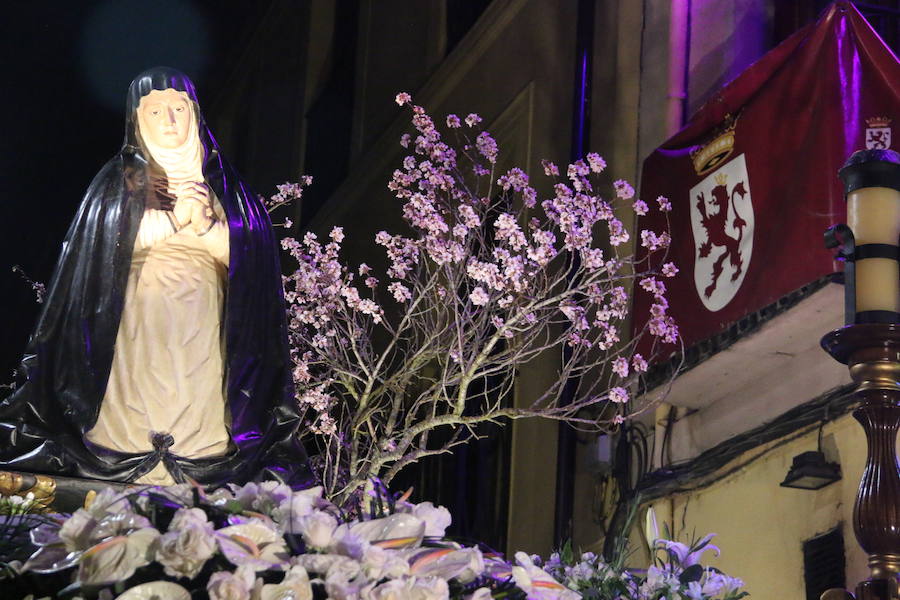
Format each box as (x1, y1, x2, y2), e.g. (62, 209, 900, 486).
(0, 67, 310, 488)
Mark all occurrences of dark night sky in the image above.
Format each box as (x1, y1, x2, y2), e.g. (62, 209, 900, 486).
(0, 1, 277, 378)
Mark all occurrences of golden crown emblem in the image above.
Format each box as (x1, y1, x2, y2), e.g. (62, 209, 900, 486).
(866, 116, 892, 128)
(691, 114, 738, 176)
(714, 173, 728, 186)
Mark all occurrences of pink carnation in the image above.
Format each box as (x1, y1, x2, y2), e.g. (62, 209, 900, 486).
(497, 168, 529, 192)
(475, 131, 498, 164)
(662, 262, 679, 277)
(522, 186, 537, 208)
(586, 152, 607, 173)
(613, 179, 635, 200)
(608, 219, 630, 246)
(632, 354, 649, 373)
(469, 286, 490, 306)
(388, 282, 412, 302)
(581, 248, 605, 270)
(633, 199, 649, 216)
(640, 277, 666, 298)
(609, 387, 629, 404)
(458, 204, 481, 228)
(640, 230, 671, 251)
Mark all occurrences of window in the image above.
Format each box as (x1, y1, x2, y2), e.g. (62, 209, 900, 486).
(803, 526, 846, 600)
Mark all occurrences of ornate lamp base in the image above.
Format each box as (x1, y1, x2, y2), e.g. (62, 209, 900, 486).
(821, 323, 900, 600)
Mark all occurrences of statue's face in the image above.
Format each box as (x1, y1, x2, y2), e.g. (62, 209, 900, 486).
(137, 88, 193, 149)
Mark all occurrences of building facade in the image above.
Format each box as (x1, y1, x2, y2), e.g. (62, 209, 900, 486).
(209, 2, 900, 597)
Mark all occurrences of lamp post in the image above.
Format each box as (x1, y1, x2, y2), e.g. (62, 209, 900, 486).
(822, 149, 900, 600)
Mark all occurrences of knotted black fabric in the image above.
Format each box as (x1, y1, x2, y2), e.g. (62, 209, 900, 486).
(0, 67, 311, 489)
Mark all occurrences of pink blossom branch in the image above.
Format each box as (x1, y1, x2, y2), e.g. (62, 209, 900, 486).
(275, 96, 680, 504)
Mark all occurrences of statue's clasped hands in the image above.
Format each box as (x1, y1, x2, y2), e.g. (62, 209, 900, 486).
(172, 181, 215, 234)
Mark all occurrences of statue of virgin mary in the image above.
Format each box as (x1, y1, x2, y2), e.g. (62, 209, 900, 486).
(0, 67, 310, 488)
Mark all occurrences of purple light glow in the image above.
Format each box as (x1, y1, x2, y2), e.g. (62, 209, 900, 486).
(232, 430, 262, 443)
(574, 51, 589, 156)
(836, 12, 862, 154)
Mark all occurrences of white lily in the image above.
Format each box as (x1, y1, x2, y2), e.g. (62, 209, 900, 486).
(410, 502, 451, 538)
(296, 510, 339, 550)
(60, 498, 152, 553)
(641, 564, 680, 595)
(323, 560, 369, 600)
(76, 527, 161, 585)
(512, 552, 580, 600)
(252, 565, 314, 600)
(291, 552, 362, 580)
(643, 507, 659, 549)
(278, 486, 325, 531)
(208, 565, 256, 600)
(655, 533, 719, 567)
(156, 508, 217, 579)
(114, 581, 191, 599)
(364, 575, 450, 600)
(403, 547, 484, 583)
(360, 545, 410, 580)
(217, 522, 289, 571)
(350, 513, 425, 548)
(331, 526, 371, 560)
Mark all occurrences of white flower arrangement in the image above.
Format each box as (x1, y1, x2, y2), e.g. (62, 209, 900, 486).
(539, 535, 747, 600)
(3, 481, 577, 600)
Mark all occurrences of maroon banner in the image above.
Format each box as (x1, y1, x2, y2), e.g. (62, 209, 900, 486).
(634, 1, 900, 360)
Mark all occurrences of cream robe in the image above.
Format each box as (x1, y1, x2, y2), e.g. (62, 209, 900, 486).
(85, 201, 231, 485)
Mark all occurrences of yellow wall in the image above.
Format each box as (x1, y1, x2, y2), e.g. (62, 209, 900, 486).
(646, 413, 869, 599)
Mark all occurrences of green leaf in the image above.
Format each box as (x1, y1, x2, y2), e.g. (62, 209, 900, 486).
(560, 539, 574, 565)
(679, 564, 704, 584)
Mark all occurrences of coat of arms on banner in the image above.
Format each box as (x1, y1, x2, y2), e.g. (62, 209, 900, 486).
(866, 116, 892, 149)
(690, 114, 737, 176)
(689, 153, 754, 312)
